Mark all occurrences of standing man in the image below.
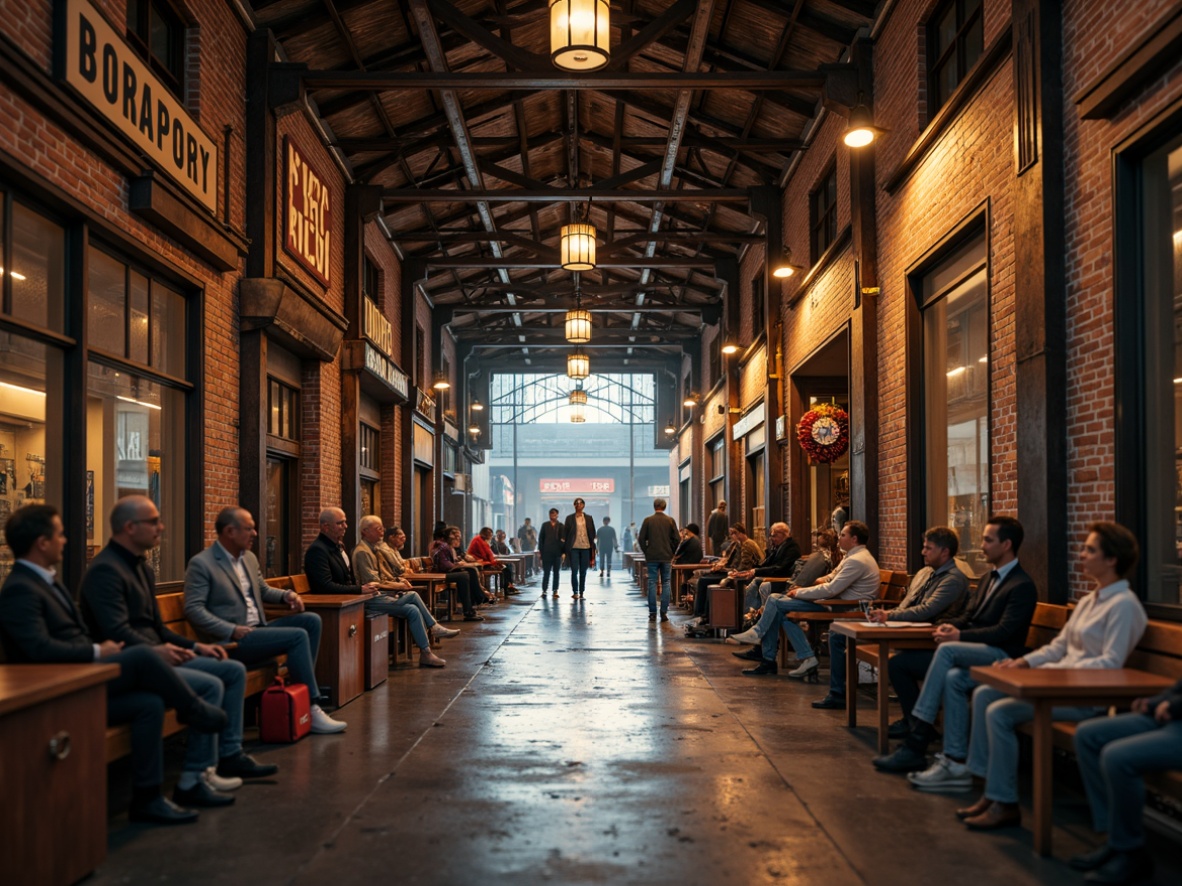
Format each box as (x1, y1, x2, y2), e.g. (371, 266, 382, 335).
(638, 499, 680, 622)
(516, 517, 537, 578)
(563, 498, 596, 600)
(707, 500, 729, 556)
(538, 508, 565, 598)
(82, 496, 275, 810)
(1, 504, 228, 825)
(596, 517, 619, 579)
(621, 522, 634, 554)
(350, 514, 453, 668)
(184, 507, 347, 734)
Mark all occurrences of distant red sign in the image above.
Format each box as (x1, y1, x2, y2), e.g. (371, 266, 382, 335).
(539, 478, 615, 494)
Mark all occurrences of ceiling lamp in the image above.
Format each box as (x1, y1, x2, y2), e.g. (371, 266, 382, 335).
(569, 386, 588, 423)
(432, 371, 450, 390)
(843, 104, 876, 148)
(567, 348, 590, 380)
(550, 0, 610, 72)
(560, 222, 597, 271)
(564, 298, 592, 344)
(772, 248, 803, 279)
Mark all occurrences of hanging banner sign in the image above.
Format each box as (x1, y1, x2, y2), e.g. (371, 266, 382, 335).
(539, 478, 615, 494)
(60, 0, 218, 213)
(284, 137, 333, 287)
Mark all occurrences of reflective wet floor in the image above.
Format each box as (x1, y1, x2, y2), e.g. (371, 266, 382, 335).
(93, 574, 1180, 885)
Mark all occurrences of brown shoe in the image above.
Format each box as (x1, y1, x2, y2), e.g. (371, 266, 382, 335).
(955, 794, 992, 820)
(963, 801, 1021, 830)
(419, 650, 447, 668)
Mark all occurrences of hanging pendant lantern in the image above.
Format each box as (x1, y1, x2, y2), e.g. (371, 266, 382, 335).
(566, 349, 590, 380)
(564, 307, 592, 343)
(550, 0, 610, 72)
(569, 387, 588, 423)
(560, 222, 597, 271)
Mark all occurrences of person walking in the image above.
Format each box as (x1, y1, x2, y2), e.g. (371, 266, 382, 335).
(563, 498, 596, 600)
(596, 517, 619, 579)
(538, 508, 566, 598)
(638, 499, 680, 622)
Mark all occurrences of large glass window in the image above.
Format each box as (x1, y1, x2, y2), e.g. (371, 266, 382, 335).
(127, 0, 186, 97)
(4, 201, 66, 334)
(88, 247, 187, 377)
(922, 231, 989, 575)
(1139, 138, 1182, 608)
(0, 338, 65, 584)
(810, 164, 838, 263)
(268, 379, 300, 441)
(360, 422, 380, 518)
(708, 436, 726, 528)
(265, 457, 295, 577)
(927, 0, 984, 117)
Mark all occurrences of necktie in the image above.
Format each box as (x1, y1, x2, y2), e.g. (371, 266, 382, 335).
(974, 570, 1001, 614)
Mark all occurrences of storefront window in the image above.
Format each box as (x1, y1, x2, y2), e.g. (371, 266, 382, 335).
(265, 456, 293, 577)
(0, 337, 65, 583)
(922, 232, 989, 575)
(89, 247, 187, 377)
(5, 201, 65, 334)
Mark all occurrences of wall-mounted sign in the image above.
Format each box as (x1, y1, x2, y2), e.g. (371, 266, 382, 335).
(60, 0, 218, 213)
(732, 402, 765, 441)
(647, 485, 671, 496)
(284, 138, 332, 287)
(363, 344, 408, 399)
(539, 478, 615, 494)
(363, 296, 394, 357)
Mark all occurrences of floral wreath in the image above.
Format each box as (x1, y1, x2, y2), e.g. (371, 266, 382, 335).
(796, 403, 850, 464)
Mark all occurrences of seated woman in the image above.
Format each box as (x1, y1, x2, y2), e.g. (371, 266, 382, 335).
(451, 525, 496, 603)
(1070, 676, 1182, 884)
(958, 521, 1149, 831)
(429, 525, 484, 621)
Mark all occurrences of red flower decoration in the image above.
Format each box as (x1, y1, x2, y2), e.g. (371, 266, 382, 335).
(796, 404, 850, 464)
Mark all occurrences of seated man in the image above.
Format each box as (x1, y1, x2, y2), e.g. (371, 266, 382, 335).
(872, 516, 1037, 777)
(734, 522, 801, 616)
(184, 507, 346, 734)
(469, 527, 518, 594)
(429, 525, 484, 620)
(728, 521, 879, 679)
(82, 496, 277, 811)
(491, 529, 512, 556)
(349, 514, 456, 668)
(809, 526, 969, 712)
(672, 524, 704, 567)
(1071, 676, 1182, 884)
(687, 524, 763, 623)
(0, 504, 227, 825)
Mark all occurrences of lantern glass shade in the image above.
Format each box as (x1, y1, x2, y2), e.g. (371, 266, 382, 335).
(560, 223, 597, 271)
(569, 388, 588, 407)
(468, 424, 481, 436)
(570, 405, 586, 422)
(567, 350, 590, 379)
(550, 0, 610, 71)
(565, 308, 592, 343)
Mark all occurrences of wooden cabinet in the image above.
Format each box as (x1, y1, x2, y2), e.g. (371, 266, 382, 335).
(299, 596, 367, 708)
(363, 614, 389, 690)
(0, 664, 119, 886)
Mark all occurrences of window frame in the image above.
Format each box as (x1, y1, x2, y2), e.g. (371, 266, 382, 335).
(926, 0, 985, 118)
(126, 0, 188, 99)
(809, 163, 838, 264)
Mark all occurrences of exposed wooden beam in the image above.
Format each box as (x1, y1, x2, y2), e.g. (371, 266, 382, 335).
(298, 69, 826, 91)
(426, 257, 717, 269)
(607, 0, 699, 69)
(381, 187, 751, 202)
(424, 0, 548, 71)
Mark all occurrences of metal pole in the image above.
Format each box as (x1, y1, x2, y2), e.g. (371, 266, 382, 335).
(512, 377, 519, 528)
(628, 379, 635, 526)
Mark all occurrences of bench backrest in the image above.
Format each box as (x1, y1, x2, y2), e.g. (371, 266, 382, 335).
(157, 592, 199, 643)
(1026, 601, 1182, 680)
(878, 570, 909, 602)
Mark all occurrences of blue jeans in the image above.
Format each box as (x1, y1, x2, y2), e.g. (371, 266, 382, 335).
(366, 591, 436, 650)
(742, 578, 771, 612)
(541, 553, 562, 592)
(232, 612, 323, 701)
(967, 685, 1097, 804)
(1075, 713, 1182, 849)
(910, 641, 1008, 759)
(828, 633, 848, 695)
(646, 561, 672, 614)
(569, 548, 591, 596)
(755, 594, 825, 661)
(600, 549, 614, 573)
(177, 656, 247, 770)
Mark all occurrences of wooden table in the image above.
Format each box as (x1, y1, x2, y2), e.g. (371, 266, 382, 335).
(672, 563, 705, 608)
(970, 666, 1173, 856)
(829, 622, 937, 753)
(498, 554, 529, 584)
(406, 572, 452, 620)
(271, 594, 369, 708)
(0, 663, 119, 885)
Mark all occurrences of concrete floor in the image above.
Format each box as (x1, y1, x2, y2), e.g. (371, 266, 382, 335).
(92, 574, 1180, 885)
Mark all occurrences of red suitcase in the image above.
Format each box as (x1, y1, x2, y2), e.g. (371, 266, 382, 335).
(260, 677, 311, 743)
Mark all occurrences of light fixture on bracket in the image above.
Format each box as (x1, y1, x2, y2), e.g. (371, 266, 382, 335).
(564, 289, 592, 343)
(566, 347, 590, 379)
(721, 340, 740, 356)
(550, 0, 610, 72)
(663, 417, 677, 437)
(470, 396, 484, 411)
(432, 371, 450, 391)
(468, 422, 481, 437)
(843, 101, 879, 148)
(682, 391, 699, 408)
(772, 247, 804, 279)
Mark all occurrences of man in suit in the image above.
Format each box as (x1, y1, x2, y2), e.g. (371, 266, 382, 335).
(184, 506, 346, 734)
(638, 499, 681, 622)
(872, 516, 1038, 778)
(538, 508, 565, 598)
(348, 513, 453, 668)
(563, 498, 596, 600)
(82, 496, 277, 811)
(0, 504, 227, 825)
(734, 522, 802, 615)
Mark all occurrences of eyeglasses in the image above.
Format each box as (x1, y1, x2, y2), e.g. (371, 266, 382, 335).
(133, 517, 161, 526)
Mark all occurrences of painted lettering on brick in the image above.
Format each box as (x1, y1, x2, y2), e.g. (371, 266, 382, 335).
(284, 138, 333, 287)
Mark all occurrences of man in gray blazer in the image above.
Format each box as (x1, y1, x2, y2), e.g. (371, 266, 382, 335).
(183, 506, 346, 734)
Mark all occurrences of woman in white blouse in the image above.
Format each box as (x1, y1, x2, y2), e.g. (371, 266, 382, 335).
(958, 521, 1148, 830)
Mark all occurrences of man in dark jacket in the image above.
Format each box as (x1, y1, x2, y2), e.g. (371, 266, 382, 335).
(673, 524, 704, 566)
(538, 508, 566, 598)
(638, 498, 680, 622)
(733, 522, 801, 613)
(83, 496, 276, 810)
(872, 516, 1038, 776)
(0, 503, 227, 825)
(304, 507, 380, 597)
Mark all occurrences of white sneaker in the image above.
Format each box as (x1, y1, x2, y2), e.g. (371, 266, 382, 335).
(204, 766, 242, 791)
(788, 656, 819, 677)
(907, 753, 973, 791)
(309, 704, 347, 734)
(431, 623, 460, 638)
(726, 627, 761, 646)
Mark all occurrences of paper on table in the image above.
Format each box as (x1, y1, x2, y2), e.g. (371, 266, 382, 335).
(860, 621, 933, 627)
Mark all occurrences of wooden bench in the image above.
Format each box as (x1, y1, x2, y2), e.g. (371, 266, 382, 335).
(778, 570, 910, 667)
(104, 591, 283, 762)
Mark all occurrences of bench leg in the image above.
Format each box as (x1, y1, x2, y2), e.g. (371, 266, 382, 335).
(1032, 701, 1054, 856)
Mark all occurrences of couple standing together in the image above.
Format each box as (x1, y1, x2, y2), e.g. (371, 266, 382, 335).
(538, 498, 614, 600)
